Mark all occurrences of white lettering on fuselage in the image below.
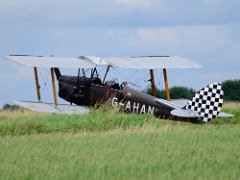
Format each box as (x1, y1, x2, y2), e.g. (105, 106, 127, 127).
(140, 105, 146, 114)
(133, 102, 139, 112)
(112, 97, 119, 108)
(111, 97, 155, 115)
(148, 106, 155, 115)
(125, 101, 131, 111)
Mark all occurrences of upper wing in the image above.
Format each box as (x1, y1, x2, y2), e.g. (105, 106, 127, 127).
(7, 55, 202, 69)
(6, 55, 96, 68)
(102, 56, 202, 69)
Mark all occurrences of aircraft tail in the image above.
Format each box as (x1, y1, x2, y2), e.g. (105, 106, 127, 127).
(54, 68, 61, 80)
(185, 83, 224, 122)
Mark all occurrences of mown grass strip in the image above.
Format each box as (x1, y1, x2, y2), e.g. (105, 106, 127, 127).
(0, 125, 239, 180)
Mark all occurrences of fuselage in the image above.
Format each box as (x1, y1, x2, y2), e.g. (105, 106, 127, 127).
(56, 74, 171, 118)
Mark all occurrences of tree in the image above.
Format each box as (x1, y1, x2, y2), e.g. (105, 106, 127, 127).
(146, 86, 195, 99)
(3, 104, 21, 110)
(169, 86, 195, 99)
(222, 79, 240, 101)
(146, 79, 240, 101)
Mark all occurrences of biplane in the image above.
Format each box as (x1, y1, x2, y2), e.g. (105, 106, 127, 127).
(6, 55, 233, 123)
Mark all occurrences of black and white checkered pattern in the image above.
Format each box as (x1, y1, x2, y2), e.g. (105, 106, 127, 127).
(185, 83, 224, 123)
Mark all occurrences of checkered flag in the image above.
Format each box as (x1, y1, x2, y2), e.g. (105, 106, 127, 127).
(185, 83, 224, 123)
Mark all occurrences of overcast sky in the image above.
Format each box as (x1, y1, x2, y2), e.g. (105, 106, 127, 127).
(0, 0, 240, 107)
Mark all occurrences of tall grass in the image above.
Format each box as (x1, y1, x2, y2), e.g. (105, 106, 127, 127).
(0, 107, 161, 136)
(210, 102, 240, 124)
(0, 102, 239, 136)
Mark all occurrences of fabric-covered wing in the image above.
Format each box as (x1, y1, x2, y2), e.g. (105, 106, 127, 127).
(6, 55, 96, 68)
(11, 100, 90, 114)
(7, 55, 202, 70)
(102, 56, 202, 69)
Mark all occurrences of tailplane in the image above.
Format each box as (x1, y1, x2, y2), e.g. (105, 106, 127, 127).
(185, 83, 224, 122)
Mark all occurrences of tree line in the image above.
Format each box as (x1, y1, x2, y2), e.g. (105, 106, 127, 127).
(146, 79, 240, 101)
(222, 79, 240, 101)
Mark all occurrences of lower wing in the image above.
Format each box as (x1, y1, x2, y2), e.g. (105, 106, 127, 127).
(11, 100, 90, 114)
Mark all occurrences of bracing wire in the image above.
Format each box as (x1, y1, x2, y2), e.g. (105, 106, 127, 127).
(154, 69, 162, 89)
(136, 72, 150, 84)
(111, 67, 128, 81)
(126, 70, 140, 82)
(111, 67, 152, 90)
(39, 69, 53, 101)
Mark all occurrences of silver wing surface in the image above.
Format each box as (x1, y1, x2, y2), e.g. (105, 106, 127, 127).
(7, 55, 202, 69)
(102, 56, 202, 69)
(11, 100, 90, 114)
(6, 55, 96, 68)
(218, 112, 234, 118)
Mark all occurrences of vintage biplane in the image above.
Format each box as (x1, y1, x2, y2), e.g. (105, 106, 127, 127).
(6, 55, 233, 123)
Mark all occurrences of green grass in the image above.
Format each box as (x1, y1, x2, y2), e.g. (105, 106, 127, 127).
(0, 103, 240, 179)
(209, 102, 240, 124)
(0, 107, 164, 136)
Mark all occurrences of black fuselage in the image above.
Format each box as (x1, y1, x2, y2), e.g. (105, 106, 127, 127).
(55, 69, 171, 118)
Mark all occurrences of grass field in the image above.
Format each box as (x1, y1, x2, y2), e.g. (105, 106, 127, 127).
(0, 102, 240, 179)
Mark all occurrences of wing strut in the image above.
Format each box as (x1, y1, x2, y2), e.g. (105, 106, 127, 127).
(103, 65, 111, 83)
(51, 68, 58, 107)
(33, 67, 41, 102)
(163, 68, 170, 101)
(150, 69, 157, 97)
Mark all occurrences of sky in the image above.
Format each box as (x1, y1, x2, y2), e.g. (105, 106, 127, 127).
(0, 0, 240, 108)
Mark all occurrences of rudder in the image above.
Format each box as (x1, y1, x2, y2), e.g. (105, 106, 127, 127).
(185, 83, 224, 122)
